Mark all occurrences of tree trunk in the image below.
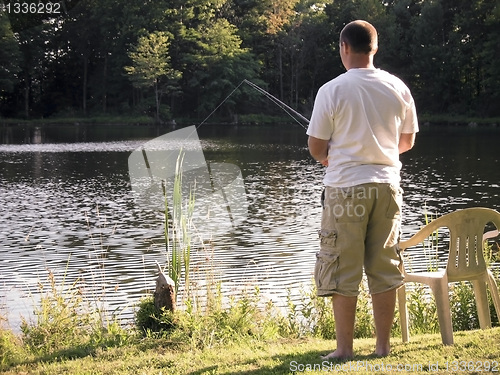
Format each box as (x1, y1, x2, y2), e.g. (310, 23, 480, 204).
(82, 55, 88, 116)
(278, 44, 284, 101)
(102, 54, 108, 113)
(154, 80, 160, 123)
(24, 71, 30, 119)
(154, 262, 176, 312)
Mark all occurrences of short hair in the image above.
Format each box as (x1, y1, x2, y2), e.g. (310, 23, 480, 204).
(340, 20, 378, 54)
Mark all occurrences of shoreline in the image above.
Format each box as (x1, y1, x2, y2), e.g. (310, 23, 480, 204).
(1, 114, 499, 129)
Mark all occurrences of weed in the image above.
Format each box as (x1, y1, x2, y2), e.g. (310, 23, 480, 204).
(450, 281, 479, 331)
(20, 263, 91, 356)
(19, 259, 130, 360)
(0, 313, 25, 370)
(405, 284, 439, 335)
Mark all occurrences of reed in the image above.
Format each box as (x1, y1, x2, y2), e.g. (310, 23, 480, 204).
(162, 149, 195, 298)
(422, 204, 440, 272)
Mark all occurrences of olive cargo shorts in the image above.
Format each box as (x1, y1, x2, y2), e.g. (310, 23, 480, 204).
(314, 183, 404, 297)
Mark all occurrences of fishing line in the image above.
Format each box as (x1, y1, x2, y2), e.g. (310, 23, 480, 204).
(242, 79, 310, 128)
(196, 79, 310, 130)
(196, 80, 246, 130)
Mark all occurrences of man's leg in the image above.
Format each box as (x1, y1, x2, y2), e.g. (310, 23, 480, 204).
(364, 184, 402, 356)
(322, 294, 357, 359)
(372, 288, 396, 356)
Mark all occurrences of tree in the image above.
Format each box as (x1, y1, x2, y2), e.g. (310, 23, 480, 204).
(125, 31, 182, 122)
(184, 18, 260, 120)
(481, 2, 500, 115)
(0, 8, 21, 95)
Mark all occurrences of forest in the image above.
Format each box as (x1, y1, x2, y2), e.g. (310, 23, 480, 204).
(0, 0, 499, 123)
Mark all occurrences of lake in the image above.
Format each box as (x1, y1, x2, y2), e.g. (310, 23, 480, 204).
(1, 123, 499, 330)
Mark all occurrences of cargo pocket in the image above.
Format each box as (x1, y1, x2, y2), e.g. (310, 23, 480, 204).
(318, 229, 337, 249)
(314, 251, 340, 293)
(386, 185, 403, 219)
(384, 185, 403, 248)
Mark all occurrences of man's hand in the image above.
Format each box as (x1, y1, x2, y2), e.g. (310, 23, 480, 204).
(399, 133, 416, 154)
(308, 136, 329, 165)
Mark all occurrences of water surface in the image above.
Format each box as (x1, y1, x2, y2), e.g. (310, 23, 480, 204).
(1, 124, 499, 330)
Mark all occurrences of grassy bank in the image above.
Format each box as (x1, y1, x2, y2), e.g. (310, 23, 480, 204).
(0, 115, 156, 126)
(1, 328, 499, 374)
(2, 274, 499, 375)
(418, 113, 500, 126)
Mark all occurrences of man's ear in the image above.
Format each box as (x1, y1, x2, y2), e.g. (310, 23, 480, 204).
(341, 41, 349, 54)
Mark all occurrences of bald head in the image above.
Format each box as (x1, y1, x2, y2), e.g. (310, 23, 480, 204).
(340, 20, 378, 55)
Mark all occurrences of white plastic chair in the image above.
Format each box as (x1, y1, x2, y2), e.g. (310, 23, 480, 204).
(398, 207, 500, 345)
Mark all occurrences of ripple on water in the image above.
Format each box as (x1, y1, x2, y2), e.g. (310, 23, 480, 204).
(1, 131, 500, 331)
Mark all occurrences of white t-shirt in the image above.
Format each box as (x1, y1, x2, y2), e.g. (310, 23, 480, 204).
(306, 68, 419, 188)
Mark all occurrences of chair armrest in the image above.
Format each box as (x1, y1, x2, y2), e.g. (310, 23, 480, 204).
(398, 220, 445, 251)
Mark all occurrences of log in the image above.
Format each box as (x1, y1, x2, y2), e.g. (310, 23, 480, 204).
(154, 262, 176, 312)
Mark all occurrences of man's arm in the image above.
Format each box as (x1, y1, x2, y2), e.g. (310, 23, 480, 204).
(399, 133, 416, 154)
(308, 136, 329, 166)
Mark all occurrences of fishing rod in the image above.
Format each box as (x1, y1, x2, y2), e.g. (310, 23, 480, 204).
(197, 79, 310, 129)
(242, 79, 310, 128)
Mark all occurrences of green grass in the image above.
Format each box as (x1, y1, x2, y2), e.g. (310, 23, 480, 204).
(3, 274, 500, 374)
(1, 328, 499, 374)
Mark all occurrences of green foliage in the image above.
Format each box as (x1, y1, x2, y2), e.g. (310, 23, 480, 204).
(135, 296, 176, 335)
(354, 285, 375, 339)
(135, 285, 282, 349)
(0, 315, 25, 370)
(450, 281, 479, 331)
(406, 285, 439, 335)
(294, 284, 335, 339)
(125, 31, 180, 89)
(125, 31, 182, 122)
(405, 271, 500, 336)
(0, 10, 21, 93)
(20, 266, 130, 359)
(4, 271, 500, 369)
(21, 269, 92, 356)
(2, 0, 499, 120)
(134, 280, 380, 349)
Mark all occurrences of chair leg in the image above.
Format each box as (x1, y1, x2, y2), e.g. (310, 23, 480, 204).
(398, 285, 409, 342)
(471, 279, 492, 329)
(486, 270, 500, 322)
(431, 282, 454, 345)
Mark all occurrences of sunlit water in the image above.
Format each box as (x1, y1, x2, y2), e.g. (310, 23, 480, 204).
(0, 124, 499, 331)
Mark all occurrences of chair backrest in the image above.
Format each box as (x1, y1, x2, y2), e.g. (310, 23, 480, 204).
(439, 208, 500, 281)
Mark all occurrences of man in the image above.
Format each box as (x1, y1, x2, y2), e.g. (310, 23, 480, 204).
(307, 20, 418, 359)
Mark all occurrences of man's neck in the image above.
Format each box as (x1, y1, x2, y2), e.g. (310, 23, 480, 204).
(346, 54, 374, 70)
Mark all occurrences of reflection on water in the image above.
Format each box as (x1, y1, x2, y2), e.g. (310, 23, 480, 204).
(0, 124, 499, 330)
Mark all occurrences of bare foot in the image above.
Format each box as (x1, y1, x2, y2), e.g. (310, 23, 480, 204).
(320, 349, 353, 360)
(372, 348, 390, 357)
